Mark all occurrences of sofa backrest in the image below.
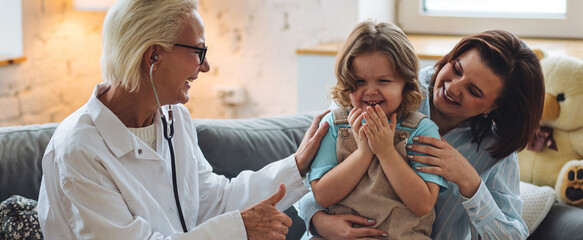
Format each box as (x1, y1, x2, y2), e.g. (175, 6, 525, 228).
(0, 123, 58, 201)
(0, 113, 317, 201)
(193, 113, 316, 178)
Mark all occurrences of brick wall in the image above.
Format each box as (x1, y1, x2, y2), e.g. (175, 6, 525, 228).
(0, 0, 104, 126)
(0, 0, 359, 127)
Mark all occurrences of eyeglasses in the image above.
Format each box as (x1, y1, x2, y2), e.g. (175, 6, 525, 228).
(174, 43, 207, 65)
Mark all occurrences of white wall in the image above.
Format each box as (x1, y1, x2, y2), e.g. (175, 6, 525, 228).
(190, 0, 359, 118)
(358, 0, 396, 23)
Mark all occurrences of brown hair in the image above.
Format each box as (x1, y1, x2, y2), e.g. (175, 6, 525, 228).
(331, 21, 421, 117)
(431, 30, 544, 159)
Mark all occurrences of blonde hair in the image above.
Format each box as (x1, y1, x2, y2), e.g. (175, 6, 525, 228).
(331, 21, 421, 117)
(100, 0, 198, 92)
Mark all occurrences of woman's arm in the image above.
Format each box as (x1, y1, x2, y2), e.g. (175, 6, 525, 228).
(362, 105, 440, 216)
(409, 136, 528, 239)
(296, 193, 388, 239)
(463, 177, 528, 240)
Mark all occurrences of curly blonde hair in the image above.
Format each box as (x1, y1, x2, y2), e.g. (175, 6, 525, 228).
(331, 21, 421, 117)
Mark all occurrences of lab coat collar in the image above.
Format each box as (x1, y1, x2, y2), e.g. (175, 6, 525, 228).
(87, 83, 156, 159)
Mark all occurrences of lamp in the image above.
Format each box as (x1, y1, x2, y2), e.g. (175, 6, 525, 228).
(74, 0, 116, 11)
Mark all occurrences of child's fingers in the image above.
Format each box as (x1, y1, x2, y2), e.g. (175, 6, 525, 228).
(348, 108, 361, 122)
(352, 113, 363, 131)
(366, 106, 384, 130)
(362, 110, 378, 133)
(374, 105, 388, 128)
(389, 113, 397, 130)
(348, 108, 363, 127)
(359, 124, 368, 139)
(362, 122, 372, 138)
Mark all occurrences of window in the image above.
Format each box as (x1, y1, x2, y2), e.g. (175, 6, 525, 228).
(0, 0, 23, 62)
(397, 0, 583, 38)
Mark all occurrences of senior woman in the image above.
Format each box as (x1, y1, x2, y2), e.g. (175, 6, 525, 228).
(299, 30, 545, 240)
(37, 0, 328, 239)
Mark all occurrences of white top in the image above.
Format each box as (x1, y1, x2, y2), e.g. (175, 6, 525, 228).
(38, 83, 308, 239)
(129, 124, 157, 150)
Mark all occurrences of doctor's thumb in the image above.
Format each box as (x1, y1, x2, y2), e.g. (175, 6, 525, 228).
(263, 184, 286, 206)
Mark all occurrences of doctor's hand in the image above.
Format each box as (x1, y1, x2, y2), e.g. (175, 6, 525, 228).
(241, 184, 292, 240)
(311, 210, 388, 239)
(295, 110, 330, 176)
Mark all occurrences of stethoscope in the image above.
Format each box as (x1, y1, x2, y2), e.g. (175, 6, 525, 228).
(149, 58, 188, 233)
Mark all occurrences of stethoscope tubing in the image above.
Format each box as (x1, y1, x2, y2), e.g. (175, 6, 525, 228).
(150, 62, 188, 233)
(162, 116, 187, 233)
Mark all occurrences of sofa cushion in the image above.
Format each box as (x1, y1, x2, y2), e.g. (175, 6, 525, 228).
(0, 123, 58, 202)
(519, 181, 556, 235)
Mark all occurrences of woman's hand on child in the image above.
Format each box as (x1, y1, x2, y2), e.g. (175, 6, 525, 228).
(407, 136, 482, 198)
(362, 105, 397, 158)
(312, 211, 389, 240)
(295, 110, 330, 176)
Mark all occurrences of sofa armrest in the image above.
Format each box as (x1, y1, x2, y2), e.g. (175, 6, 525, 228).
(0, 123, 58, 201)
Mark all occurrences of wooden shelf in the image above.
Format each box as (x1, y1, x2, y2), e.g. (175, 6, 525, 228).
(0, 56, 27, 66)
(297, 34, 583, 60)
(296, 42, 342, 56)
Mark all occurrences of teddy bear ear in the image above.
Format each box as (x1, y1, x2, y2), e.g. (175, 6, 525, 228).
(532, 48, 545, 60)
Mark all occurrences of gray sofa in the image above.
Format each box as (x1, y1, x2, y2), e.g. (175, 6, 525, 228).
(1, 112, 582, 239)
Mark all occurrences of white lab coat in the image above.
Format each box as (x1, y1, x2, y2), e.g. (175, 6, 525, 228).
(38, 83, 308, 239)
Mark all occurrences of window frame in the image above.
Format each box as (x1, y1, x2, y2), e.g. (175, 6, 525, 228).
(397, 0, 583, 39)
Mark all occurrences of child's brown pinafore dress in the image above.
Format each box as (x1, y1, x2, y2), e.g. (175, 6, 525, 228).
(311, 108, 434, 240)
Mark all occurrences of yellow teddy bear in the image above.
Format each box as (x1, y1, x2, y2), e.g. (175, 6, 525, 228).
(518, 55, 583, 207)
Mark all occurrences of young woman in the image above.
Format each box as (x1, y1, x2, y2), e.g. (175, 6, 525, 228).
(300, 30, 544, 240)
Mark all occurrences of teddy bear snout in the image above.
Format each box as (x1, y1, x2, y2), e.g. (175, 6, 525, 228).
(541, 92, 560, 122)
